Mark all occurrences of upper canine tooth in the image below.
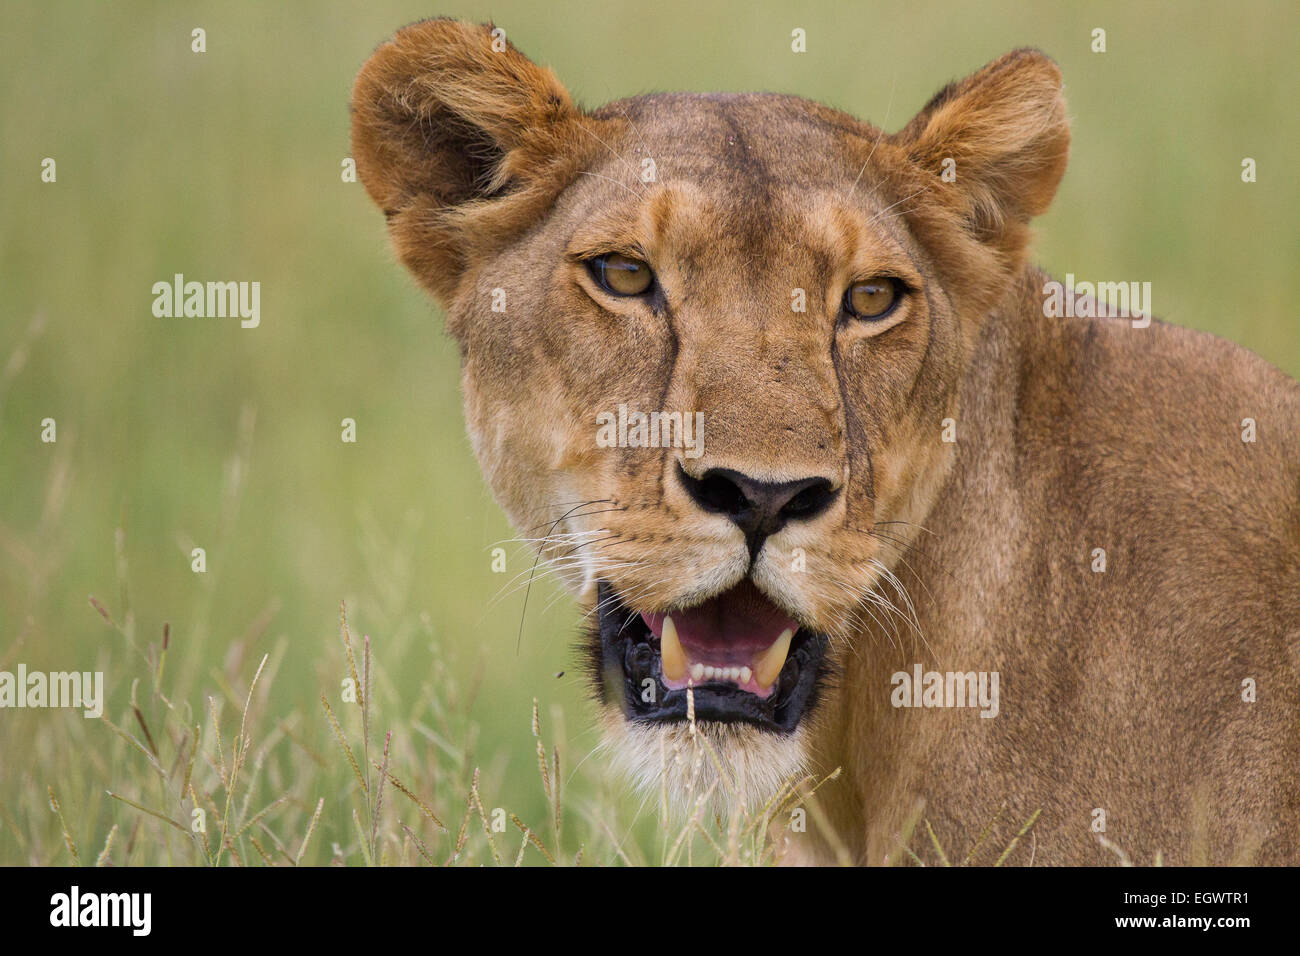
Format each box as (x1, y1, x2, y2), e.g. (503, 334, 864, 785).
(661, 615, 687, 682)
(755, 627, 795, 689)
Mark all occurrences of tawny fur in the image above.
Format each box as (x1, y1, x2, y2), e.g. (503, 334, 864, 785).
(352, 19, 1300, 865)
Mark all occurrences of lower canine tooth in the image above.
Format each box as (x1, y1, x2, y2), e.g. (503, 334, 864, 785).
(660, 616, 687, 682)
(740, 665, 753, 684)
(690, 662, 704, 681)
(754, 628, 795, 689)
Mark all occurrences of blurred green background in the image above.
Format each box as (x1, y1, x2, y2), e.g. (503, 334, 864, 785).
(1, 0, 1295, 865)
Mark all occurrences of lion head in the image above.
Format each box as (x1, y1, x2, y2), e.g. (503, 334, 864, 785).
(352, 19, 1068, 807)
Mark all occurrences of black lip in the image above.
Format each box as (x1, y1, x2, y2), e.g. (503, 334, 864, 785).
(591, 581, 831, 733)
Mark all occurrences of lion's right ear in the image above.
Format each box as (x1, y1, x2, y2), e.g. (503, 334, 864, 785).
(351, 19, 592, 303)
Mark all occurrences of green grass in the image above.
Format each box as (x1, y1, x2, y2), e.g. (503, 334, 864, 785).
(1, 0, 1296, 865)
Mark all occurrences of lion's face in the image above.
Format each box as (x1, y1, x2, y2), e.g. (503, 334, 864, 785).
(457, 98, 966, 770)
(353, 22, 1067, 804)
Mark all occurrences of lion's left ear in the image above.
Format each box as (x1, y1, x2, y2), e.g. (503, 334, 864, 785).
(893, 49, 1070, 253)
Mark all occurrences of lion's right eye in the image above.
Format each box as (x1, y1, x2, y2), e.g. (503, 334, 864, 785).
(587, 253, 654, 297)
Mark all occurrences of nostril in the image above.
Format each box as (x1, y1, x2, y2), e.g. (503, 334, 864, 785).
(679, 466, 749, 517)
(779, 478, 836, 520)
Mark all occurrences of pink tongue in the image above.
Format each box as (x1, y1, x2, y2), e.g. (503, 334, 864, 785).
(641, 580, 797, 654)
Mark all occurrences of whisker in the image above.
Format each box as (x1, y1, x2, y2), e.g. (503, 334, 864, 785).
(516, 500, 621, 653)
(577, 170, 646, 200)
(573, 122, 648, 195)
(847, 72, 896, 200)
(863, 185, 931, 229)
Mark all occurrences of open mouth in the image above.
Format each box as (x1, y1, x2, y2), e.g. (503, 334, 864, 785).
(594, 579, 830, 732)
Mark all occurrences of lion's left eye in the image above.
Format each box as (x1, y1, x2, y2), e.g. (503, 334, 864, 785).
(843, 277, 903, 320)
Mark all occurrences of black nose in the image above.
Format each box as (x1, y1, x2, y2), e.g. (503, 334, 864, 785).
(677, 464, 839, 557)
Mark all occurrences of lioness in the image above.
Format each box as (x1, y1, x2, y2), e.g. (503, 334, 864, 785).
(352, 19, 1299, 865)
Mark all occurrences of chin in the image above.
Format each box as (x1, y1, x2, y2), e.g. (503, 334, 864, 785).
(597, 709, 814, 814)
(587, 577, 834, 811)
